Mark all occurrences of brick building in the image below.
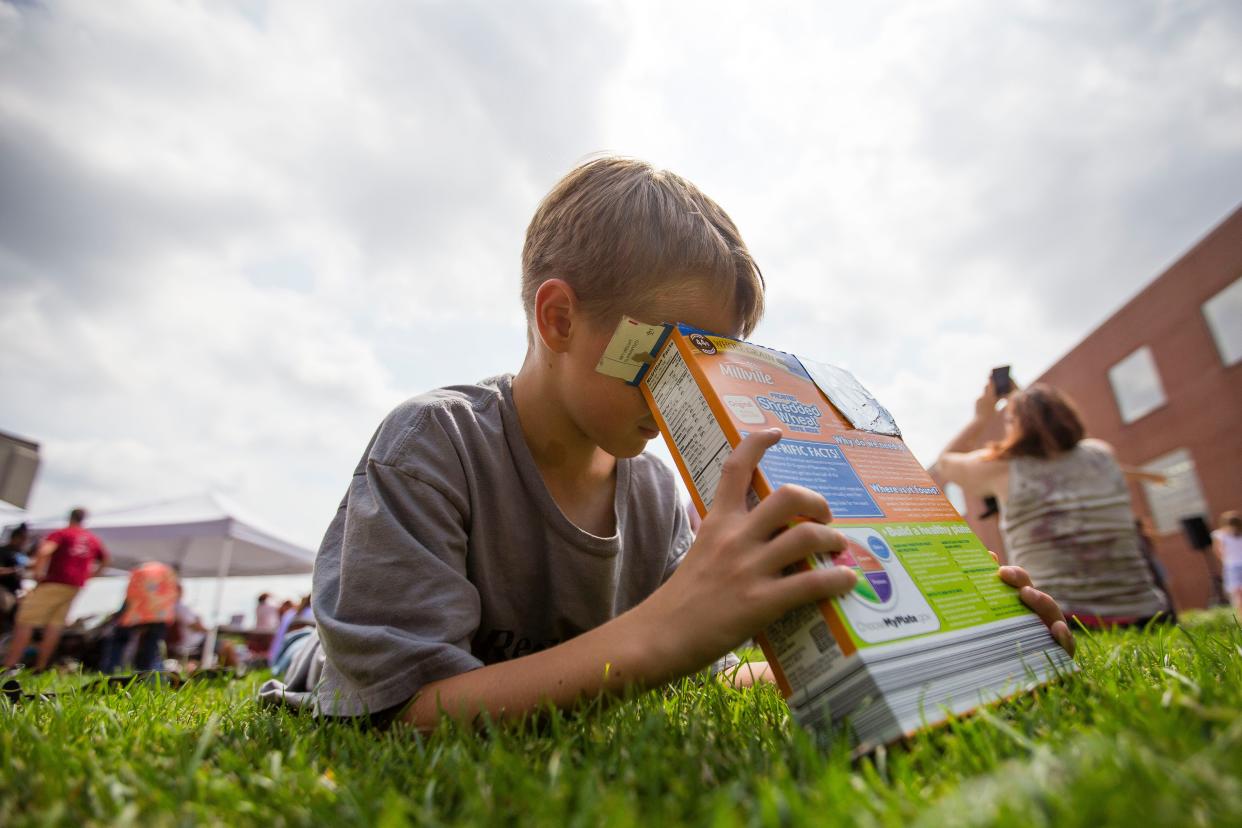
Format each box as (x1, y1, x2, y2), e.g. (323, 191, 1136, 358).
(967, 204, 1242, 611)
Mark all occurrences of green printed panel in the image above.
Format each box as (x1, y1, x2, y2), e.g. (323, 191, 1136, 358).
(825, 522, 1032, 649)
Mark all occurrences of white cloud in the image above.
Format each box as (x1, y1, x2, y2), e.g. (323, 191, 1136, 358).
(1, 0, 1239, 553)
(602, 0, 1242, 462)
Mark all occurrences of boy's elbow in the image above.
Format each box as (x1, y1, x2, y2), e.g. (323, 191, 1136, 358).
(720, 661, 774, 689)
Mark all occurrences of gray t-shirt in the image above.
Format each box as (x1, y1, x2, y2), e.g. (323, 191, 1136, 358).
(310, 374, 699, 716)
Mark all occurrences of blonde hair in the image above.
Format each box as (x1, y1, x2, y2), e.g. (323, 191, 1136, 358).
(521, 157, 764, 338)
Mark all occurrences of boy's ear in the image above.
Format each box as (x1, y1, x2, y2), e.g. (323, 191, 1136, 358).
(533, 278, 578, 354)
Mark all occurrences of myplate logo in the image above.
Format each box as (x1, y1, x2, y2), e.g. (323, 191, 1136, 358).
(688, 333, 717, 355)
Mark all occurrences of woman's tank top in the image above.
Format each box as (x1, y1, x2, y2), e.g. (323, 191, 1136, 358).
(1214, 530, 1242, 568)
(1214, 530, 1242, 590)
(1002, 439, 1168, 618)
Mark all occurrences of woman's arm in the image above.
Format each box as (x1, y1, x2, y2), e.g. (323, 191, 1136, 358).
(939, 381, 1001, 455)
(935, 449, 1003, 500)
(1120, 465, 1167, 485)
(930, 382, 1005, 499)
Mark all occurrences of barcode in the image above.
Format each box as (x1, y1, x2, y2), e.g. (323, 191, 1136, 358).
(809, 621, 835, 654)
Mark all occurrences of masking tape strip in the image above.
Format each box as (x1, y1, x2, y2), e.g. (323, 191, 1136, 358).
(595, 316, 673, 386)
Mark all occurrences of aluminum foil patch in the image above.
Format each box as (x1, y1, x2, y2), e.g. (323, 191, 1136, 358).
(798, 357, 901, 437)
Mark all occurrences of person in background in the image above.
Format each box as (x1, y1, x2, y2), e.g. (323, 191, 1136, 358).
(1212, 511, 1242, 621)
(255, 593, 279, 631)
(270, 595, 316, 677)
(4, 508, 109, 672)
(934, 381, 1169, 629)
(169, 584, 209, 668)
(102, 561, 179, 672)
(267, 593, 314, 663)
(0, 523, 30, 634)
(292, 593, 314, 627)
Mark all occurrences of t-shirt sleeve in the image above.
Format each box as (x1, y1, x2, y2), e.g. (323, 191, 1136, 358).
(660, 497, 695, 584)
(313, 456, 485, 715)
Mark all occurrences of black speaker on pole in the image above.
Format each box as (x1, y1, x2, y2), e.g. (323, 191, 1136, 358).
(1181, 515, 1213, 550)
(1182, 514, 1226, 606)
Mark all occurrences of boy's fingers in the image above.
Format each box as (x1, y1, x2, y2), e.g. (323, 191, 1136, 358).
(1018, 585, 1061, 621)
(747, 484, 832, 540)
(1018, 585, 1075, 653)
(1002, 568, 1074, 655)
(998, 565, 1033, 590)
(762, 522, 846, 572)
(766, 565, 858, 609)
(1050, 620, 1076, 657)
(714, 430, 782, 512)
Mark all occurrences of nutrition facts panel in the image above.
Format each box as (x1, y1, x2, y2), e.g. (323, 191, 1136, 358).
(646, 344, 733, 510)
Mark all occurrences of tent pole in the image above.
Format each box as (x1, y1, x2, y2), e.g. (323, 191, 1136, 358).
(201, 536, 234, 669)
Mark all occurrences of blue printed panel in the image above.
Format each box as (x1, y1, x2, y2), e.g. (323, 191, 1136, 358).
(752, 435, 885, 518)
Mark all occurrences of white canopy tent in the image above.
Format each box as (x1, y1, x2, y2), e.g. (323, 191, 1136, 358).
(0, 503, 26, 535)
(19, 492, 314, 666)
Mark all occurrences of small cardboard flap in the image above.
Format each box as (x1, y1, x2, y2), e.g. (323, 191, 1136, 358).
(798, 357, 902, 437)
(595, 316, 671, 385)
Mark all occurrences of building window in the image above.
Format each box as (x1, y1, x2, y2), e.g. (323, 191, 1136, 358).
(1202, 276, 1242, 365)
(1108, 346, 1166, 424)
(1140, 448, 1210, 534)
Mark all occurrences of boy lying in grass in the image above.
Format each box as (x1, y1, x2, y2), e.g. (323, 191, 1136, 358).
(262, 157, 1074, 729)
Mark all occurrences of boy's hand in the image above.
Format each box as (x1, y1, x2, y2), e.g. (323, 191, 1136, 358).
(993, 554, 1075, 656)
(639, 429, 857, 681)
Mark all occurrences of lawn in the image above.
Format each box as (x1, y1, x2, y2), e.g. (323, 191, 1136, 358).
(1, 611, 1239, 827)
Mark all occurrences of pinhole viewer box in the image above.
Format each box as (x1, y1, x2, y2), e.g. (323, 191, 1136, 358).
(598, 318, 1076, 746)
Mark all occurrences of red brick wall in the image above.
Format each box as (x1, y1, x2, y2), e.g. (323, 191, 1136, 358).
(961, 204, 1242, 611)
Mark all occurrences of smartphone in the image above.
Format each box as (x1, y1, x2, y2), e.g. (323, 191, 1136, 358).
(991, 365, 1013, 397)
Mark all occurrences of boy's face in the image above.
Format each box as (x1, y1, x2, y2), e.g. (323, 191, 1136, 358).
(562, 281, 742, 459)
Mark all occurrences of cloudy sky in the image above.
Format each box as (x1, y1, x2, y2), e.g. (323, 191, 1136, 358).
(3, 0, 1241, 562)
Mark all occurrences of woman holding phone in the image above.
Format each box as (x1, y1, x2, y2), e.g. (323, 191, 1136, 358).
(933, 380, 1171, 629)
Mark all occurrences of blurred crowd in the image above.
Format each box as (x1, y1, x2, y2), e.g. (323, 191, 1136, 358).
(0, 509, 314, 676)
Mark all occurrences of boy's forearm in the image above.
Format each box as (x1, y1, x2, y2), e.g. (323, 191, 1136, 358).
(403, 606, 669, 729)
(402, 430, 863, 730)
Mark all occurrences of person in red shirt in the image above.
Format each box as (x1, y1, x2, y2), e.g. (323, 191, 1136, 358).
(4, 507, 109, 672)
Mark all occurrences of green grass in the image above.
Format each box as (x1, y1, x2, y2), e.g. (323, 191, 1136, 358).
(2, 611, 1240, 827)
